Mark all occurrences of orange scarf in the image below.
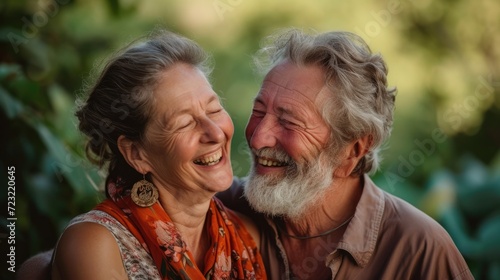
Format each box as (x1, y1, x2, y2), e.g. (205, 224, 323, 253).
(95, 177, 266, 279)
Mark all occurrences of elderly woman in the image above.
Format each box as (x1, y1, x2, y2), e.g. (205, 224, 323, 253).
(50, 31, 266, 279)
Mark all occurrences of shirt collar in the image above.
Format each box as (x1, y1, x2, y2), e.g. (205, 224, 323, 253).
(336, 174, 385, 267)
(265, 174, 386, 269)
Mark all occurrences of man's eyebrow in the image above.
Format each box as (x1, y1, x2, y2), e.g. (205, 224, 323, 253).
(253, 96, 265, 106)
(253, 96, 294, 115)
(276, 106, 293, 115)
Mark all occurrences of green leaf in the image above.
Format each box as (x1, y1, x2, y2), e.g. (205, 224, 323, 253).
(183, 253, 194, 267)
(420, 170, 456, 219)
(179, 269, 191, 280)
(0, 63, 47, 110)
(457, 155, 489, 189)
(18, 38, 55, 82)
(489, 262, 500, 280)
(0, 63, 21, 80)
(457, 178, 500, 217)
(29, 120, 102, 204)
(106, 0, 121, 16)
(0, 85, 24, 118)
(476, 212, 500, 261)
(440, 206, 477, 258)
(47, 84, 80, 144)
(27, 170, 67, 222)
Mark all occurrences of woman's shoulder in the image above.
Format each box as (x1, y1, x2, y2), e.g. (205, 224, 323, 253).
(52, 209, 160, 280)
(52, 220, 127, 280)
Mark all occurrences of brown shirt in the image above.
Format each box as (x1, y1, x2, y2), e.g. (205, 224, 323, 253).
(255, 175, 474, 280)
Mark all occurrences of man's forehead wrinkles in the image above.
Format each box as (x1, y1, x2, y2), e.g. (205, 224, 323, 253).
(262, 79, 322, 103)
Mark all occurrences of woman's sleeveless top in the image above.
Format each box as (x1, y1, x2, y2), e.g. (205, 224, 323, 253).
(67, 210, 161, 279)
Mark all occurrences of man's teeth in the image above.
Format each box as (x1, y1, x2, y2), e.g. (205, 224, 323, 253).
(193, 151, 222, 166)
(258, 157, 286, 167)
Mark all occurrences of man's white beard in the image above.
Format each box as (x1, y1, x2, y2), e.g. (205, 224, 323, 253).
(244, 148, 337, 221)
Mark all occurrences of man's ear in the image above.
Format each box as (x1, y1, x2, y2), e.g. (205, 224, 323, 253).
(117, 135, 151, 174)
(334, 134, 373, 178)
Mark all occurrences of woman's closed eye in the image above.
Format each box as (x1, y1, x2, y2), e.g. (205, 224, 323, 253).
(208, 108, 223, 115)
(176, 117, 195, 130)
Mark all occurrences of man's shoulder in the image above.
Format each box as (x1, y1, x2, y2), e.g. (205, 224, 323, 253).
(373, 190, 473, 279)
(381, 190, 449, 236)
(363, 176, 447, 238)
(377, 189, 466, 260)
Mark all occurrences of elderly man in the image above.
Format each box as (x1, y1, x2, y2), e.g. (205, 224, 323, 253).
(230, 29, 473, 279)
(19, 29, 473, 280)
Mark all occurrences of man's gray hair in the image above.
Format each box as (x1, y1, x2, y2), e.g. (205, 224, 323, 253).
(255, 29, 397, 175)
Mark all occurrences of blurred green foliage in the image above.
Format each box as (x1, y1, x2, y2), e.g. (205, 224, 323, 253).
(1, 0, 499, 279)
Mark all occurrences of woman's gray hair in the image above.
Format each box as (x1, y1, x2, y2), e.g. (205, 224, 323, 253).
(76, 29, 211, 187)
(255, 29, 397, 175)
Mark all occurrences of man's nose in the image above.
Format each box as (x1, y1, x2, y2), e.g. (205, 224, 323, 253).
(248, 115, 278, 150)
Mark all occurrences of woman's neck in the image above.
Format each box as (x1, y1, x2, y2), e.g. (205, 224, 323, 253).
(157, 187, 213, 269)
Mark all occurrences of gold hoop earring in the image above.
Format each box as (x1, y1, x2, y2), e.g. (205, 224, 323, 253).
(131, 174, 159, 207)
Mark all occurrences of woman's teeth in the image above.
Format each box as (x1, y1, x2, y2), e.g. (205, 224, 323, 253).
(193, 150, 222, 166)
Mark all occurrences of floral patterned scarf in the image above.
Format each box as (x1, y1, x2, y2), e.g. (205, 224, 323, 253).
(95, 177, 266, 279)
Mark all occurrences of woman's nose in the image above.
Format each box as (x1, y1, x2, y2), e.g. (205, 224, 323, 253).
(200, 118, 225, 143)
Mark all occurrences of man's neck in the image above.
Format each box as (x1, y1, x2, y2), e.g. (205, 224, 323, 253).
(282, 175, 363, 241)
(278, 175, 364, 280)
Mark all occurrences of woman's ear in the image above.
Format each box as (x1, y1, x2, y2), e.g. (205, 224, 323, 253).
(117, 135, 151, 174)
(334, 135, 373, 178)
